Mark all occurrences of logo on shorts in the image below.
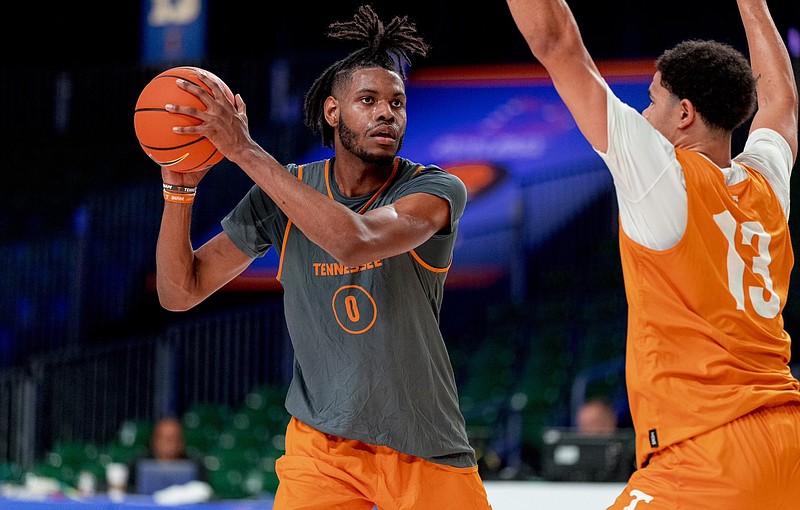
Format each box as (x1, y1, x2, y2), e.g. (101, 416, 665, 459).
(623, 489, 654, 510)
(648, 429, 658, 447)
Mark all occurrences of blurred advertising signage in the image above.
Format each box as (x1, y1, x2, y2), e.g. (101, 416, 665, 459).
(141, 0, 207, 64)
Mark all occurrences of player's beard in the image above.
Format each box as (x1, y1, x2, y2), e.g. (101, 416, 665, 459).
(339, 116, 403, 165)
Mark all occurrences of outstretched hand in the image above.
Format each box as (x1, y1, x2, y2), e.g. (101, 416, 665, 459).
(166, 70, 254, 165)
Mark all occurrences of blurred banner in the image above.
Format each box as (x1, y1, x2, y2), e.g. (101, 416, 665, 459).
(141, 0, 207, 64)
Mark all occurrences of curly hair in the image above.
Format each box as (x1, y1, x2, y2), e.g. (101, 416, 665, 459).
(303, 4, 430, 148)
(656, 39, 757, 132)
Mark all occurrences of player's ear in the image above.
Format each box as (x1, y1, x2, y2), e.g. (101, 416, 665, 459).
(324, 96, 339, 127)
(678, 98, 695, 129)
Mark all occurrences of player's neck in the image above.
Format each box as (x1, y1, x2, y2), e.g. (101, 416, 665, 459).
(676, 130, 732, 168)
(331, 152, 396, 197)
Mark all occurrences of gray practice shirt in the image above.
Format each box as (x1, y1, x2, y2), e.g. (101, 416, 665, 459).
(221, 156, 476, 468)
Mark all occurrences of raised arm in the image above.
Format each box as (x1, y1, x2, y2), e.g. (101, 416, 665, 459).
(738, 0, 799, 162)
(505, 0, 610, 152)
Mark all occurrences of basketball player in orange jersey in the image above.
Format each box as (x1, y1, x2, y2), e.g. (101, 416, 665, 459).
(506, 0, 799, 508)
(153, 5, 492, 510)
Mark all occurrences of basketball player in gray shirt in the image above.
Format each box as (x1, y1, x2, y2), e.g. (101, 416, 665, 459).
(155, 5, 493, 509)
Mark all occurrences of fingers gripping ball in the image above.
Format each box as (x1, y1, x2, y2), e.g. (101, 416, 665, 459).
(134, 66, 235, 173)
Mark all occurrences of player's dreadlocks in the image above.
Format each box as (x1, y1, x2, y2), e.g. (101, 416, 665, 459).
(303, 4, 430, 148)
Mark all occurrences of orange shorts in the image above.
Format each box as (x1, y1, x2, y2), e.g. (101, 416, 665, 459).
(273, 417, 493, 510)
(606, 403, 800, 509)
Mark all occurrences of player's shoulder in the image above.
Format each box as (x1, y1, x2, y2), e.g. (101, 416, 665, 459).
(397, 157, 456, 182)
(736, 128, 794, 180)
(291, 158, 328, 175)
(395, 158, 467, 205)
(290, 159, 331, 189)
(741, 128, 793, 162)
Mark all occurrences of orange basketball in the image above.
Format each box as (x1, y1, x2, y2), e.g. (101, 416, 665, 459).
(134, 66, 235, 173)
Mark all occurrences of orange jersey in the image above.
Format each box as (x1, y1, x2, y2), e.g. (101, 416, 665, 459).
(619, 148, 800, 467)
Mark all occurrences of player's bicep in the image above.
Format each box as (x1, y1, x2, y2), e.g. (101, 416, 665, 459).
(394, 192, 452, 236)
(506, 0, 608, 150)
(549, 53, 609, 153)
(360, 193, 451, 259)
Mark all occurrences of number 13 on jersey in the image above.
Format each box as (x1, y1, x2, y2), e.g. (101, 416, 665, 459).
(714, 210, 780, 319)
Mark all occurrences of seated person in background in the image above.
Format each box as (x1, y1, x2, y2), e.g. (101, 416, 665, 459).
(128, 417, 208, 495)
(150, 417, 188, 461)
(576, 398, 618, 436)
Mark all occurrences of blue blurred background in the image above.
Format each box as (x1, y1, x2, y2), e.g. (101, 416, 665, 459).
(0, 0, 798, 498)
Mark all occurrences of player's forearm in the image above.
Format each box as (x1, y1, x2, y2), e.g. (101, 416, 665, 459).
(506, 0, 584, 66)
(155, 204, 204, 311)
